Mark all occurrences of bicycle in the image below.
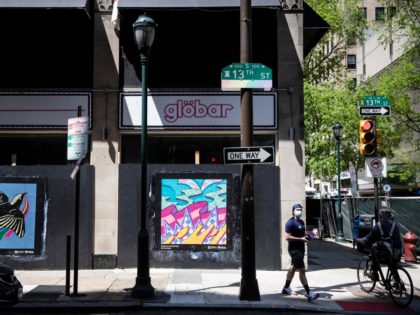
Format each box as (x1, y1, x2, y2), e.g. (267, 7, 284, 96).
(356, 242, 414, 307)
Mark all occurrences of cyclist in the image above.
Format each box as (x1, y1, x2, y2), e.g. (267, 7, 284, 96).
(357, 208, 402, 278)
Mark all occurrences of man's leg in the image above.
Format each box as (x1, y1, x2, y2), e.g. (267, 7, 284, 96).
(293, 250, 319, 302)
(298, 269, 310, 294)
(282, 265, 296, 294)
(285, 266, 296, 287)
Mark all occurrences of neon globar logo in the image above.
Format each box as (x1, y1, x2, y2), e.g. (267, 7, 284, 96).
(119, 92, 277, 129)
(164, 100, 234, 123)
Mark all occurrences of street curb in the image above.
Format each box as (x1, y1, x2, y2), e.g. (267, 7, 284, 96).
(0, 303, 142, 313)
(1, 303, 344, 314)
(141, 303, 343, 313)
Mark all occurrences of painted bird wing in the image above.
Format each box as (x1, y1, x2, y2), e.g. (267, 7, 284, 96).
(0, 192, 10, 216)
(0, 191, 9, 204)
(0, 207, 25, 238)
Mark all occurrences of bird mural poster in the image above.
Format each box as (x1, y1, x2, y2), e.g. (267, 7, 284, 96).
(0, 177, 46, 255)
(155, 173, 233, 251)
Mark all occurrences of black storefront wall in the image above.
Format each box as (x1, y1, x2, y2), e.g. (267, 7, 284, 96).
(118, 164, 281, 270)
(0, 166, 94, 269)
(0, 164, 279, 270)
(0, 9, 93, 89)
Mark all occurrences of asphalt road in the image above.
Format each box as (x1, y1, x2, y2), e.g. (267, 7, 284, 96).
(6, 309, 344, 315)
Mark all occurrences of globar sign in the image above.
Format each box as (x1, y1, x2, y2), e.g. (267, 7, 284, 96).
(164, 100, 234, 123)
(120, 92, 276, 130)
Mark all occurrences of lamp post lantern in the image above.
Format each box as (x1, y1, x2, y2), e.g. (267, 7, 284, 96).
(131, 14, 156, 299)
(332, 123, 345, 242)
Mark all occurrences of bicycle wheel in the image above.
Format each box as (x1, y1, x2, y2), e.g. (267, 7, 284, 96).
(388, 267, 413, 307)
(357, 257, 376, 293)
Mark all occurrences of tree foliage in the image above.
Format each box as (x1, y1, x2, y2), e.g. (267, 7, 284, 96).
(304, 0, 367, 83)
(374, 55, 420, 183)
(376, 0, 420, 51)
(304, 0, 420, 187)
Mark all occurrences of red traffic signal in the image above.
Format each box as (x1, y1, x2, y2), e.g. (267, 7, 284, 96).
(359, 119, 376, 156)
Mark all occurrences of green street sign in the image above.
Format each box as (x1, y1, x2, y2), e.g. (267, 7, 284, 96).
(221, 63, 272, 91)
(358, 96, 391, 107)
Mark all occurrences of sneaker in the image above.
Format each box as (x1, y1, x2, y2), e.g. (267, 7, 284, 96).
(307, 290, 319, 302)
(282, 287, 292, 295)
(367, 271, 379, 281)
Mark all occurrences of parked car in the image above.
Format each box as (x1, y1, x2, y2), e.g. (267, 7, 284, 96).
(0, 263, 22, 304)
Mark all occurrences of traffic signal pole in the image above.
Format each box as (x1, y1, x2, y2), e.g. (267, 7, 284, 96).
(359, 92, 390, 223)
(239, 0, 260, 301)
(373, 117, 379, 223)
(371, 92, 379, 222)
(359, 116, 380, 222)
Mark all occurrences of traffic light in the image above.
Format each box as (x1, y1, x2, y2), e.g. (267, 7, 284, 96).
(376, 128, 383, 154)
(359, 119, 376, 156)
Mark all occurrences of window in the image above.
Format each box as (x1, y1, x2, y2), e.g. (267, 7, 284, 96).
(348, 78, 357, 89)
(120, 9, 277, 89)
(121, 135, 275, 164)
(375, 7, 385, 21)
(346, 35, 357, 46)
(0, 10, 93, 89)
(388, 7, 396, 19)
(0, 135, 67, 165)
(361, 7, 367, 19)
(390, 42, 394, 57)
(347, 54, 356, 69)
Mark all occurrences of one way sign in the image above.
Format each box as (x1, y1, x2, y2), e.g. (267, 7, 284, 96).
(359, 106, 391, 116)
(223, 146, 274, 164)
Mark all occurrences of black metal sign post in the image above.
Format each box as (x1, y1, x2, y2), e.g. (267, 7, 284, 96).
(373, 115, 379, 223)
(239, 0, 260, 301)
(70, 152, 85, 296)
(372, 92, 379, 223)
(69, 105, 85, 297)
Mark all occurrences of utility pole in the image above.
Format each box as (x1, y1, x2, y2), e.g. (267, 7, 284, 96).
(239, 0, 260, 301)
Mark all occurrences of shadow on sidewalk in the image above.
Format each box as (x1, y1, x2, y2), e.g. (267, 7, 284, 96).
(308, 239, 365, 271)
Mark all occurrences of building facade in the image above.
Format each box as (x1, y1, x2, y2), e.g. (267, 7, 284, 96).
(0, 0, 327, 270)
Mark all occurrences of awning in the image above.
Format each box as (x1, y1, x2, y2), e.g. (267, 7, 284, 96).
(303, 2, 329, 56)
(117, 0, 283, 9)
(0, 0, 88, 9)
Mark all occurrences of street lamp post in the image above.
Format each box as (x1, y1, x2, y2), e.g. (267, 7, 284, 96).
(332, 123, 345, 242)
(131, 15, 156, 299)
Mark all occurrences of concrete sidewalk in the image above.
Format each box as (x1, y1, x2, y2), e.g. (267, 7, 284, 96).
(5, 239, 420, 313)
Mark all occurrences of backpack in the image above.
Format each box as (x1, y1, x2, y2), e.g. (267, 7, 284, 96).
(376, 221, 395, 264)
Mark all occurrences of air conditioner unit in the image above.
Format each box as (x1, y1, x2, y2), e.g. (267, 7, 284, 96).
(280, 0, 303, 11)
(97, 0, 113, 11)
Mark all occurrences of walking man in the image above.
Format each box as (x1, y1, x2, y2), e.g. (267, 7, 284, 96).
(282, 203, 319, 301)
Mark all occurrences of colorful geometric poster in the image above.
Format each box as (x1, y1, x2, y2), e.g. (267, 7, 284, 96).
(155, 173, 232, 251)
(0, 177, 47, 255)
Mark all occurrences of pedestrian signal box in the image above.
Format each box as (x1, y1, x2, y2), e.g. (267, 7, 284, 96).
(359, 119, 376, 156)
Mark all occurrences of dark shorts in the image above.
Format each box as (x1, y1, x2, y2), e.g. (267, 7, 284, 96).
(289, 250, 305, 269)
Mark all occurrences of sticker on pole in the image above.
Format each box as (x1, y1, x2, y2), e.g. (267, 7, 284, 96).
(365, 157, 387, 178)
(67, 116, 89, 161)
(383, 184, 391, 193)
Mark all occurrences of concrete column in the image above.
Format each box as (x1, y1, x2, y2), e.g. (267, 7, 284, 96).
(276, 12, 305, 270)
(92, 9, 120, 268)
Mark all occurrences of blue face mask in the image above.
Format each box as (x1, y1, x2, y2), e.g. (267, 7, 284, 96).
(294, 209, 302, 218)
